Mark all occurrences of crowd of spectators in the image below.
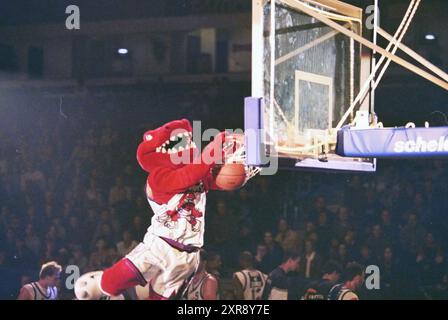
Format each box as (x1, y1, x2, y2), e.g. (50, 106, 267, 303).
(0, 83, 447, 299)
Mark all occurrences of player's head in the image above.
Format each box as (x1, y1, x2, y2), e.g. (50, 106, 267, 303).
(198, 249, 210, 270)
(384, 246, 393, 261)
(280, 251, 300, 273)
(277, 218, 289, 233)
(263, 230, 274, 246)
(206, 251, 222, 272)
(343, 262, 365, 290)
(39, 261, 62, 287)
(239, 251, 254, 269)
(321, 260, 343, 283)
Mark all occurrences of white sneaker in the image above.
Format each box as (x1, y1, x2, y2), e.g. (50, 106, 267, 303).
(75, 271, 105, 300)
(75, 271, 125, 300)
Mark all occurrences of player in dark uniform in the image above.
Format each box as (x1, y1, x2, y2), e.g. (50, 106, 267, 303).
(263, 251, 308, 300)
(301, 260, 343, 300)
(328, 262, 365, 300)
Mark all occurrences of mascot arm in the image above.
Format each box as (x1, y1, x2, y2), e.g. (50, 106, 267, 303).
(149, 131, 227, 193)
(149, 164, 213, 194)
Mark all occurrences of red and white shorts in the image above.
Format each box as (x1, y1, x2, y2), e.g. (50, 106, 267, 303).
(126, 233, 200, 298)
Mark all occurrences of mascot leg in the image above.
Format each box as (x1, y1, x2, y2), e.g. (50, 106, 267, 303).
(101, 258, 147, 296)
(75, 258, 146, 300)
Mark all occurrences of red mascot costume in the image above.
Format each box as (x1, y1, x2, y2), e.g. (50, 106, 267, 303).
(74, 119, 225, 300)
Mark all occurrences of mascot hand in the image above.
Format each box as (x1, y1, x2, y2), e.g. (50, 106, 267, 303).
(200, 131, 227, 166)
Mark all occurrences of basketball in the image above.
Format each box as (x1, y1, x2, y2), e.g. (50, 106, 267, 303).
(214, 163, 247, 191)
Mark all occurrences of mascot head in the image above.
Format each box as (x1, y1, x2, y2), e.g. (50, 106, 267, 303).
(137, 119, 197, 172)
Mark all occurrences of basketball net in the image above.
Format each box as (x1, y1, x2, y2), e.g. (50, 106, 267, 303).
(222, 133, 262, 185)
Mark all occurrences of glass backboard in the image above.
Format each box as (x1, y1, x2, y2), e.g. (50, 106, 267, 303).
(246, 0, 376, 172)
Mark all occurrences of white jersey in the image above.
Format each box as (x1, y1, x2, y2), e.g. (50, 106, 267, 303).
(186, 272, 214, 300)
(234, 269, 267, 300)
(23, 282, 58, 300)
(145, 183, 206, 247)
(268, 287, 288, 300)
(328, 284, 359, 300)
(333, 288, 359, 300)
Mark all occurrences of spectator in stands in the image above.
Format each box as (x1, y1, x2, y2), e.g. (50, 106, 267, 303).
(433, 247, 446, 278)
(116, 230, 138, 256)
(302, 239, 322, 279)
(24, 224, 41, 257)
(275, 218, 300, 253)
(50, 218, 66, 242)
(400, 213, 426, 255)
(310, 196, 330, 222)
(42, 239, 58, 263)
(68, 246, 88, 274)
(12, 238, 37, 269)
(378, 209, 396, 242)
(342, 230, 357, 261)
(93, 223, 115, 248)
(87, 252, 103, 272)
(380, 246, 400, 298)
(207, 200, 239, 264)
(20, 162, 45, 192)
(361, 189, 382, 227)
(235, 188, 255, 231)
(0, 249, 17, 299)
(366, 224, 389, 260)
(109, 176, 132, 206)
(66, 216, 84, 246)
(334, 206, 353, 240)
(315, 211, 333, 256)
(90, 239, 111, 268)
(85, 178, 104, 208)
(254, 243, 270, 274)
(302, 221, 317, 241)
(235, 225, 256, 254)
(131, 215, 146, 240)
(333, 243, 350, 268)
(357, 244, 376, 267)
(423, 232, 438, 260)
(261, 231, 284, 274)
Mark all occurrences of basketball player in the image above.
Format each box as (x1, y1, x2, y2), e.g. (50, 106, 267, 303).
(17, 261, 61, 300)
(263, 251, 304, 300)
(233, 251, 267, 300)
(301, 260, 342, 300)
(328, 262, 365, 300)
(185, 249, 219, 300)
